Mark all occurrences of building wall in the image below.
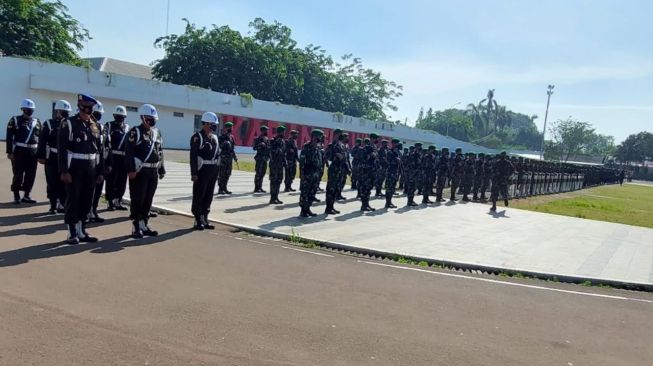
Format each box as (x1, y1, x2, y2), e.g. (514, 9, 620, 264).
(0, 57, 495, 152)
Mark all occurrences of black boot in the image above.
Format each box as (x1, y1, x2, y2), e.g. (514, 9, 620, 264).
(385, 197, 397, 209)
(89, 210, 105, 223)
(77, 221, 98, 243)
(202, 215, 215, 230)
(132, 220, 143, 239)
(47, 200, 57, 215)
(65, 224, 79, 245)
(462, 195, 470, 202)
(193, 216, 205, 230)
(504, 198, 509, 207)
(300, 208, 309, 218)
(21, 192, 36, 204)
(407, 197, 418, 207)
(449, 194, 458, 202)
(114, 199, 128, 211)
(422, 196, 433, 204)
(307, 208, 318, 217)
(224, 188, 232, 194)
(12, 191, 20, 204)
(107, 199, 116, 211)
(140, 220, 158, 236)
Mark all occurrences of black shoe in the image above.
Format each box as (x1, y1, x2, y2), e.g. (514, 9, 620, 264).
(317, 187, 324, 192)
(275, 199, 283, 204)
(47, 204, 57, 215)
(385, 203, 397, 209)
(289, 187, 296, 192)
(300, 209, 310, 218)
(142, 225, 158, 237)
(325, 208, 338, 215)
(90, 212, 105, 223)
(375, 192, 384, 198)
(312, 198, 321, 203)
(422, 199, 433, 204)
(361, 205, 372, 212)
(217, 190, 226, 195)
(21, 196, 36, 204)
(408, 201, 419, 207)
(462, 197, 471, 202)
(79, 234, 98, 243)
(107, 205, 115, 211)
(504, 199, 509, 207)
(337, 195, 346, 201)
(225, 189, 232, 195)
(259, 189, 267, 193)
(436, 198, 446, 202)
(194, 216, 205, 230)
(284, 188, 291, 193)
(77, 222, 98, 243)
(490, 205, 497, 212)
(132, 227, 144, 239)
(307, 209, 318, 217)
(449, 197, 458, 202)
(201, 215, 215, 230)
(472, 196, 478, 201)
(66, 224, 79, 245)
(149, 211, 158, 218)
(13, 192, 20, 204)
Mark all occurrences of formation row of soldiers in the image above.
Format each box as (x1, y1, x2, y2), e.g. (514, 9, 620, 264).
(7, 96, 626, 241)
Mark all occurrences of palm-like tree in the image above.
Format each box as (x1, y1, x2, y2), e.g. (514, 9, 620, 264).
(494, 105, 511, 131)
(478, 89, 498, 131)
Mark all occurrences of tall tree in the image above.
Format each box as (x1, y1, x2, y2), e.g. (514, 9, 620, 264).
(153, 18, 402, 121)
(614, 132, 653, 164)
(0, 0, 90, 65)
(547, 118, 597, 161)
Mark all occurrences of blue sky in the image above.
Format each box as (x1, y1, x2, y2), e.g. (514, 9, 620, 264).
(63, 0, 652, 143)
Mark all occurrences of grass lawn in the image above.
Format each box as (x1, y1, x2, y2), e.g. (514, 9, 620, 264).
(511, 183, 653, 228)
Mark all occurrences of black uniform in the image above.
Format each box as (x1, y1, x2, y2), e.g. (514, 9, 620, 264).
(105, 119, 130, 207)
(37, 117, 66, 211)
(58, 114, 102, 238)
(6, 115, 41, 201)
(284, 137, 299, 191)
(190, 129, 220, 226)
(253, 134, 270, 192)
(268, 135, 286, 203)
(89, 119, 109, 221)
(125, 124, 165, 232)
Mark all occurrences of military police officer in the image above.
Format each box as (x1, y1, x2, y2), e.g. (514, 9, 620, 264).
(37, 99, 70, 214)
(89, 101, 108, 223)
(299, 129, 324, 217)
(269, 125, 287, 204)
(125, 104, 165, 239)
(105, 105, 130, 210)
(217, 121, 237, 194)
(190, 112, 220, 230)
(6, 98, 41, 204)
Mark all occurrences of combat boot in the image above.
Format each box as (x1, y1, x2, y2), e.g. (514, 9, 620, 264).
(462, 195, 471, 202)
(65, 224, 79, 245)
(490, 202, 497, 212)
(201, 215, 215, 230)
(132, 220, 143, 239)
(300, 208, 309, 218)
(140, 220, 158, 237)
(449, 194, 458, 202)
(21, 192, 36, 204)
(385, 197, 397, 209)
(422, 197, 434, 204)
(47, 200, 57, 215)
(504, 198, 509, 207)
(306, 208, 318, 217)
(193, 216, 205, 230)
(77, 221, 98, 243)
(224, 188, 233, 194)
(407, 197, 418, 207)
(12, 191, 20, 204)
(89, 210, 105, 223)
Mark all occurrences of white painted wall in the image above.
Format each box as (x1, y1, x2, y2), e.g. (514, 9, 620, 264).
(0, 57, 495, 152)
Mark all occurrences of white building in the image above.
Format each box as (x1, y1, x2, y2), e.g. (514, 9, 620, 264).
(1, 56, 496, 153)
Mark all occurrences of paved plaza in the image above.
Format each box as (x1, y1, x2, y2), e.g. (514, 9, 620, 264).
(148, 162, 653, 288)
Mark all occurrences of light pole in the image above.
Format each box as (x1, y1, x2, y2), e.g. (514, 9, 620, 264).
(540, 85, 554, 160)
(445, 101, 461, 137)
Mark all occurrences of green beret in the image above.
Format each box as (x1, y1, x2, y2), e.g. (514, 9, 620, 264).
(428, 145, 436, 150)
(391, 138, 400, 143)
(311, 129, 324, 137)
(334, 128, 342, 134)
(370, 133, 379, 139)
(224, 122, 234, 127)
(260, 125, 269, 131)
(276, 125, 286, 133)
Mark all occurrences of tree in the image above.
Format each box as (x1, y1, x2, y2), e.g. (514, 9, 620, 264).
(415, 108, 473, 141)
(153, 18, 402, 121)
(547, 118, 607, 161)
(614, 132, 653, 164)
(0, 0, 90, 65)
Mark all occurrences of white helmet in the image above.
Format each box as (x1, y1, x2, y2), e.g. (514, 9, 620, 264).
(114, 105, 127, 116)
(54, 100, 72, 112)
(139, 104, 158, 120)
(20, 99, 35, 109)
(201, 112, 219, 124)
(93, 101, 104, 114)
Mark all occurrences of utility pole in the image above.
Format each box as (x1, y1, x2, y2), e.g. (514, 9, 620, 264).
(445, 101, 461, 137)
(540, 85, 554, 160)
(166, 0, 171, 36)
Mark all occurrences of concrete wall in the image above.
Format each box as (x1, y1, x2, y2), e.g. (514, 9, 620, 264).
(0, 57, 495, 152)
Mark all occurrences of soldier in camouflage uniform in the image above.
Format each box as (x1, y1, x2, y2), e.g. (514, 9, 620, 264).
(218, 122, 238, 195)
(359, 138, 377, 211)
(449, 147, 464, 201)
(375, 138, 388, 197)
(399, 146, 411, 191)
(384, 138, 402, 209)
(461, 152, 476, 202)
(435, 147, 449, 202)
(325, 133, 348, 215)
(283, 130, 299, 192)
(490, 151, 515, 211)
(480, 154, 493, 200)
(299, 129, 324, 217)
(337, 133, 351, 201)
(268, 126, 287, 204)
(252, 125, 270, 193)
(404, 142, 422, 207)
(421, 145, 437, 204)
(472, 153, 485, 201)
(350, 138, 363, 191)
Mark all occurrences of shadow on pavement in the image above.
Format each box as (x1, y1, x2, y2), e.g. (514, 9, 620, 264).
(0, 211, 65, 226)
(0, 217, 127, 238)
(259, 214, 325, 231)
(487, 210, 509, 219)
(0, 228, 192, 267)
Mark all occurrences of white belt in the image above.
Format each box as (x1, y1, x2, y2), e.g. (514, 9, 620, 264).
(112, 150, 125, 156)
(201, 159, 218, 165)
(15, 142, 37, 148)
(141, 162, 160, 168)
(69, 151, 97, 160)
(47, 146, 58, 154)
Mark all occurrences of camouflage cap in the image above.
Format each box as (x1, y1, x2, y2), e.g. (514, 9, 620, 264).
(224, 122, 234, 127)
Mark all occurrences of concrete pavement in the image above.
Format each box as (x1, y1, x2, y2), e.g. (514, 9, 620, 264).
(1, 156, 653, 365)
(150, 161, 653, 288)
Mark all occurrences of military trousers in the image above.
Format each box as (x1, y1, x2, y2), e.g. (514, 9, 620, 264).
(218, 158, 233, 190)
(44, 156, 66, 206)
(10, 147, 38, 194)
(284, 161, 297, 189)
(106, 155, 128, 202)
(254, 158, 268, 190)
(191, 165, 219, 217)
(299, 173, 320, 210)
(269, 163, 284, 197)
(129, 167, 159, 221)
(64, 161, 97, 225)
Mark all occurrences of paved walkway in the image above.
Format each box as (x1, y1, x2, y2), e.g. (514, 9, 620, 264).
(148, 162, 653, 287)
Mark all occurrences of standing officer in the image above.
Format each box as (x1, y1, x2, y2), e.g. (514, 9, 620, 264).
(217, 121, 237, 194)
(299, 129, 323, 217)
(125, 104, 165, 239)
(105, 105, 130, 210)
(6, 98, 41, 204)
(58, 94, 102, 244)
(37, 100, 70, 214)
(421, 145, 437, 204)
(253, 125, 270, 193)
(449, 147, 464, 201)
(350, 138, 363, 191)
(384, 138, 402, 209)
(435, 147, 449, 202)
(472, 153, 485, 201)
(284, 129, 299, 192)
(325, 132, 347, 215)
(461, 153, 476, 202)
(490, 152, 515, 211)
(375, 139, 389, 197)
(359, 138, 377, 212)
(337, 133, 351, 201)
(190, 112, 220, 230)
(269, 125, 287, 204)
(89, 102, 108, 223)
(404, 143, 422, 207)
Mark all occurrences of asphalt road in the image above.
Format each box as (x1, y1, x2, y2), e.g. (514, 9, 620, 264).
(1, 152, 652, 365)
